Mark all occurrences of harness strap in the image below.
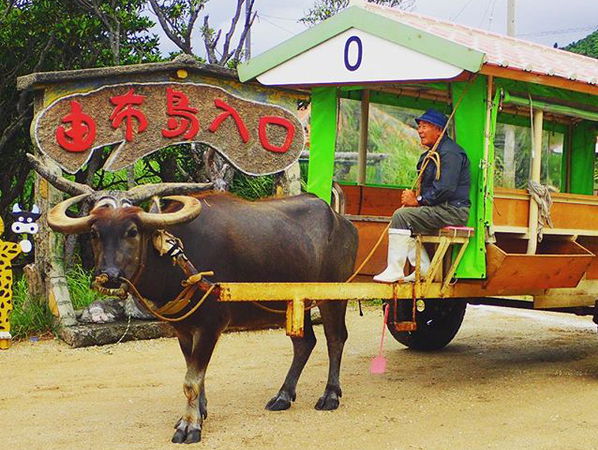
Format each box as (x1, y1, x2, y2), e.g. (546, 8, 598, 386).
(121, 276, 216, 323)
(152, 229, 199, 277)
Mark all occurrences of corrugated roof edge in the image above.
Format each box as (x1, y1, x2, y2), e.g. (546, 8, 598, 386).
(365, 2, 598, 88)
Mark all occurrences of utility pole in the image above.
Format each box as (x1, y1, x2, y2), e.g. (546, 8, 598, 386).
(245, 0, 251, 61)
(507, 0, 516, 37)
(503, 0, 516, 188)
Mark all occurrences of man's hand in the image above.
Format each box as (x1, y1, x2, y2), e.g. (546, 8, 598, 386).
(401, 189, 419, 207)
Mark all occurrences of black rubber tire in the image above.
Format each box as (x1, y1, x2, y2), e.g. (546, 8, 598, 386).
(386, 298, 467, 351)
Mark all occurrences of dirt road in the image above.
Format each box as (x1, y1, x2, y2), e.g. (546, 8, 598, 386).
(3, 304, 598, 449)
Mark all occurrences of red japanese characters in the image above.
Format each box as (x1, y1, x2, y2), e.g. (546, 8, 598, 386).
(55, 101, 96, 152)
(37, 82, 304, 175)
(56, 88, 295, 153)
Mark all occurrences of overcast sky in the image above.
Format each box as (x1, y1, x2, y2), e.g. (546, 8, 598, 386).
(151, 0, 598, 59)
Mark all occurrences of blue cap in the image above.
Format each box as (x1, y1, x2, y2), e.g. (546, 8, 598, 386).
(415, 108, 448, 130)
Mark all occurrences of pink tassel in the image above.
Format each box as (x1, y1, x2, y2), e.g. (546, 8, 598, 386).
(370, 304, 389, 374)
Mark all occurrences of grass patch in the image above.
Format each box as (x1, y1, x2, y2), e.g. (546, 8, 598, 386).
(10, 277, 56, 340)
(66, 265, 106, 310)
(10, 265, 105, 340)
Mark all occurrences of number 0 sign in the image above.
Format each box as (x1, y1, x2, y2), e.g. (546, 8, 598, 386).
(344, 36, 363, 72)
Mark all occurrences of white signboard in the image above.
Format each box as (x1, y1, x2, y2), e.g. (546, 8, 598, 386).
(258, 28, 464, 86)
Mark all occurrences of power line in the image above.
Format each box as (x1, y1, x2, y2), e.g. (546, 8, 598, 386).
(258, 14, 297, 35)
(478, 0, 493, 28)
(518, 25, 596, 37)
(487, 0, 497, 30)
(450, 0, 476, 21)
(260, 13, 298, 22)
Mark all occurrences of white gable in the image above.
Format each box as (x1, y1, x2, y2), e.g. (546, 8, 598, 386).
(257, 28, 464, 86)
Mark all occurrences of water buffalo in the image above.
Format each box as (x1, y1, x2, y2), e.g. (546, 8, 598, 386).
(33, 157, 358, 444)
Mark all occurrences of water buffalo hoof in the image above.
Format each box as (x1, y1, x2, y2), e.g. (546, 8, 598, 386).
(265, 391, 294, 411)
(172, 419, 201, 444)
(315, 392, 340, 410)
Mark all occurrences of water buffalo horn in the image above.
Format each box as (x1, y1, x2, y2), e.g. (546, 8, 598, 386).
(27, 153, 94, 196)
(127, 182, 213, 203)
(136, 195, 202, 229)
(47, 194, 93, 234)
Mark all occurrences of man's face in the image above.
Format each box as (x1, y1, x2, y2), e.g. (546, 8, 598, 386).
(417, 120, 443, 148)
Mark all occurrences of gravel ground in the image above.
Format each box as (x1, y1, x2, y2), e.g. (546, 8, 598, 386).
(3, 303, 598, 449)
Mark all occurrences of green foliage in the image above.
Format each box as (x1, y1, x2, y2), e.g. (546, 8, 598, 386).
(564, 29, 598, 59)
(493, 124, 563, 190)
(66, 265, 108, 310)
(231, 173, 275, 200)
(10, 264, 106, 339)
(334, 99, 422, 187)
(0, 0, 161, 225)
(300, 0, 414, 26)
(10, 277, 57, 340)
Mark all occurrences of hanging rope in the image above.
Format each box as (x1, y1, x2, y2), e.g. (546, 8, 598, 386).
(527, 180, 556, 242)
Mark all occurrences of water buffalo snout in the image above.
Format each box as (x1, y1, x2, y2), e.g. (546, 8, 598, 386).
(95, 267, 123, 288)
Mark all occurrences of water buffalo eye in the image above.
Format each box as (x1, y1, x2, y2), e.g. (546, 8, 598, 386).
(126, 228, 138, 238)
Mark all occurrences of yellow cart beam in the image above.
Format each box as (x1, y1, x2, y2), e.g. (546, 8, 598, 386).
(217, 282, 442, 302)
(217, 282, 451, 338)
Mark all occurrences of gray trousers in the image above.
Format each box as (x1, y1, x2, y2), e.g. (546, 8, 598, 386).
(390, 203, 470, 234)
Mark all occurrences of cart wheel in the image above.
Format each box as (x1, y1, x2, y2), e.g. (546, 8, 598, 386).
(386, 298, 467, 351)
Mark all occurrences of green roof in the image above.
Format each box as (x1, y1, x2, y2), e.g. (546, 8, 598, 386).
(237, 5, 484, 83)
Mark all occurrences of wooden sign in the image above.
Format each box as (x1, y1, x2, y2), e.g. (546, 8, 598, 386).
(34, 82, 305, 176)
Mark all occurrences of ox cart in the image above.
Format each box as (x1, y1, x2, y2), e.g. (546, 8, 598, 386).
(226, 2, 598, 348)
(18, 2, 598, 350)
(15, 2, 598, 444)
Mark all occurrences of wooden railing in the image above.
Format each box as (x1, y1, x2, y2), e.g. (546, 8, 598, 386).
(493, 187, 598, 237)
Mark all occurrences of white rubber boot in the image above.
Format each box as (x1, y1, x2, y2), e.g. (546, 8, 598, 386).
(403, 238, 431, 282)
(373, 229, 411, 283)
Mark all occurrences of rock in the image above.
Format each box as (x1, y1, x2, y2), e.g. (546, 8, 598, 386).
(124, 295, 155, 320)
(79, 299, 125, 323)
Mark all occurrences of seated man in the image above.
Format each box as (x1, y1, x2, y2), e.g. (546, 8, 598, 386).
(374, 108, 471, 283)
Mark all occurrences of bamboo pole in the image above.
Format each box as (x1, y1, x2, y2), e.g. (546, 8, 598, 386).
(482, 75, 494, 230)
(357, 89, 370, 185)
(483, 76, 494, 173)
(565, 123, 573, 193)
(526, 109, 544, 254)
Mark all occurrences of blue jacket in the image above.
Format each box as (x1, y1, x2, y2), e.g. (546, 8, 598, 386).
(417, 136, 470, 207)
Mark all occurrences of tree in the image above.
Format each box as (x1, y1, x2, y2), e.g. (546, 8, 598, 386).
(0, 0, 159, 228)
(148, 0, 258, 192)
(300, 0, 414, 26)
(148, 0, 206, 56)
(148, 0, 256, 66)
(564, 29, 598, 59)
